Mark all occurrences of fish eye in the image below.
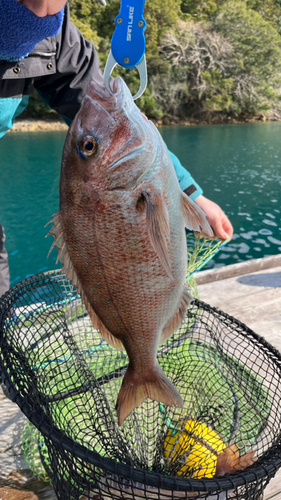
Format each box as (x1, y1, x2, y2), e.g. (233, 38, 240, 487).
(79, 135, 98, 157)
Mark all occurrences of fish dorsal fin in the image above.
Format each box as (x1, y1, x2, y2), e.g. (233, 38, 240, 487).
(182, 191, 213, 236)
(46, 212, 124, 351)
(160, 287, 193, 344)
(142, 191, 174, 281)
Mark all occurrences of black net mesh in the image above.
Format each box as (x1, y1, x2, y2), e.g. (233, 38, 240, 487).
(1, 270, 281, 500)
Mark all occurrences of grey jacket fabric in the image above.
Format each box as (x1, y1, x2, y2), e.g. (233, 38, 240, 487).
(0, 3, 104, 125)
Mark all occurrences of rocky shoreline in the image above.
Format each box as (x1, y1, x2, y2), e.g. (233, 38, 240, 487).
(9, 120, 68, 133)
(9, 113, 279, 133)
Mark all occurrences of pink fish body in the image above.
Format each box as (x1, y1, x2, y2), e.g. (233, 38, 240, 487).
(48, 77, 212, 425)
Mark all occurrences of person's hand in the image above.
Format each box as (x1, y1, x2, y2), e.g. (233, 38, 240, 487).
(194, 195, 233, 241)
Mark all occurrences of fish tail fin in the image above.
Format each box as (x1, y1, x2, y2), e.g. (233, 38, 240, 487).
(116, 364, 183, 426)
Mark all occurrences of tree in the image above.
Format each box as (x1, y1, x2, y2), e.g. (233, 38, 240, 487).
(21, 0, 281, 121)
(152, 22, 234, 118)
(180, 0, 219, 17)
(68, 0, 101, 47)
(213, 1, 281, 113)
(245, 0, 281, 33)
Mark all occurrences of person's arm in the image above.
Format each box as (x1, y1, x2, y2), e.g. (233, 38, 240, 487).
(169, 152, 233, 240)
(168, 151, 203, 201)
(34, 4, 104, 124)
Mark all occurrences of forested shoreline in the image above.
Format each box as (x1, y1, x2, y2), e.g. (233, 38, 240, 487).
(22, 0, 281, 124)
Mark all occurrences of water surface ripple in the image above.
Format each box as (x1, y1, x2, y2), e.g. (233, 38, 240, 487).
(161, 122, 281, 270)
(0, 123, 280, 284)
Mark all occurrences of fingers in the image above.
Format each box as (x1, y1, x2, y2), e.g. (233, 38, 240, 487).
(221, 214, 234, 241)
(207, 214, 233, 241)
(210, 219, 230, 241)
(194, 196, 233, 241)
(199, 211, 231, 241)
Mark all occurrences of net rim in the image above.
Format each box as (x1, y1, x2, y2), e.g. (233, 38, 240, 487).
(1, 270, 281, 492)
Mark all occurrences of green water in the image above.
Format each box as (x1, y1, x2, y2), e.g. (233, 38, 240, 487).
(0, 122, 280, 286)
(0, 131, 65, 286)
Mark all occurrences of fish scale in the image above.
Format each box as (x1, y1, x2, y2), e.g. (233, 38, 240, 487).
(47, 76, 213, 425)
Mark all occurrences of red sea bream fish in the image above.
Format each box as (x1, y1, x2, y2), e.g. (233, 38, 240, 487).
(47, 77, 213, 426)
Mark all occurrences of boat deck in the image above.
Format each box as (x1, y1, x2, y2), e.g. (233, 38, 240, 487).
(197, 254, 281, 500)
(0, 255, 281, 499)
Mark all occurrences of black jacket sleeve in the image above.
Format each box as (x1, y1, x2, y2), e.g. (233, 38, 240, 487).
(34, 3, 104, 124)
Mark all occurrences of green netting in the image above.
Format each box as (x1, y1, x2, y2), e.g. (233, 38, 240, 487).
(3, 236, 281, 500)
(21, 334, 272, 485)
(185, 234, 229, 279)
(1, 271, 281, 500)
(20, 234, 223, 480)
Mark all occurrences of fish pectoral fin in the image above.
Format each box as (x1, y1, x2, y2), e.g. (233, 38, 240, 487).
(116, 364, 183, 426)
(161, 287, 193, 343)
(46, 212, 125, 351)
(143, 191, 174, 281)
(182, 191, 213, 237)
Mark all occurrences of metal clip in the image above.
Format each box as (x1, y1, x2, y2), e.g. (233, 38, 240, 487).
(104, 51, 147, 100)
(103, 0, 147, 100)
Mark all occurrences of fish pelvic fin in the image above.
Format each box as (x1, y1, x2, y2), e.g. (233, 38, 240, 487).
(116, 363, 183, 426)
(161, 287, 193, 343)
(46, 212, 124, 351)
(142, 191, 174, 281)
(182, 191, 213, 237)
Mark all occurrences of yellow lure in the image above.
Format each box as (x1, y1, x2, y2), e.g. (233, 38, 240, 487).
(164, 420, 226, 479)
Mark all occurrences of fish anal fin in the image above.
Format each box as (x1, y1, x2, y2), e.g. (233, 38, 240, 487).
(73, 285, 125, 352)
(143, 191, 174, 281)
(100, 330, 125, 351)
(46, 212, 125, 351)
(161, 287, 193, 343)
(116, 363, 183, 426)
(182, 191, 213, 237)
